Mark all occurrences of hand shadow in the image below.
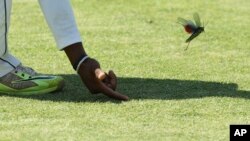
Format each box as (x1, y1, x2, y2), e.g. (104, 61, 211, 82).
(1, 74, 249, 103)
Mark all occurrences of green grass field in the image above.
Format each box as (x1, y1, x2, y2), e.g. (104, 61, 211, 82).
(1, 0, 249, 140)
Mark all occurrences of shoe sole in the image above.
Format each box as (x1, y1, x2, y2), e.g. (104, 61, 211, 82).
(0, 80, 65, 96)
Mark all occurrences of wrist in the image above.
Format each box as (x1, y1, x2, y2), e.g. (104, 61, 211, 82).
(63, 42, 88, 71)
(75, 55, 89, 72)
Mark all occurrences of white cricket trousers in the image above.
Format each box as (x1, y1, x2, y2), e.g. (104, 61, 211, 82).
(0, 0, 82, 77)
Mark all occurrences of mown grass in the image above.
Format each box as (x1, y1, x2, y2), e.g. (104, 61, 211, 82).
(0, 0, 249, 140)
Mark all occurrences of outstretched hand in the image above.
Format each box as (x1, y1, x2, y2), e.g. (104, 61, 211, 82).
(78, 58, 129, 101)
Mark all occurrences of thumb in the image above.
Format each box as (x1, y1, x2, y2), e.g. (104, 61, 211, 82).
(95, 68, 106, 80)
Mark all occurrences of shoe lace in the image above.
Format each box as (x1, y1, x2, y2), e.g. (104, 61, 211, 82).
(14, 65, 38, 77)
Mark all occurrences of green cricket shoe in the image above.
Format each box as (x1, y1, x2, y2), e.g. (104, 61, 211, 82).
(0, 65, 64, 95)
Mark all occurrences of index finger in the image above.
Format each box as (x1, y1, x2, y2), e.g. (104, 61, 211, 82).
(95, 69, 129, 101)
(99, 81, 129, 101)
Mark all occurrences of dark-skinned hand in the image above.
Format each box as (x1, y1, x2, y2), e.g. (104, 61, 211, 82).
(78, 58, 129, 101)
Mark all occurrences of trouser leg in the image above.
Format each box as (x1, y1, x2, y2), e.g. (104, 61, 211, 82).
(0, 0, 20, 77)
(38, 0, 82, 50)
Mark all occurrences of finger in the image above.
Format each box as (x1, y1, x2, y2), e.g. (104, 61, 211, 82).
(102, 81, 113, 89)
(108, 70, 117, 90)
(95, 68, 106, 80)
(99, 82, 129, 101)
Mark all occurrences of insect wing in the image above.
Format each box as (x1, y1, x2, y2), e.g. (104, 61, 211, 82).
(193, 13, 201, 27)
(177, 17, 189, 25)
(177, 17, 196, 27)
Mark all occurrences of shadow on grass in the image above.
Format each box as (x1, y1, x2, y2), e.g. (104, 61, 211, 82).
(1, 74, 250, 102)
